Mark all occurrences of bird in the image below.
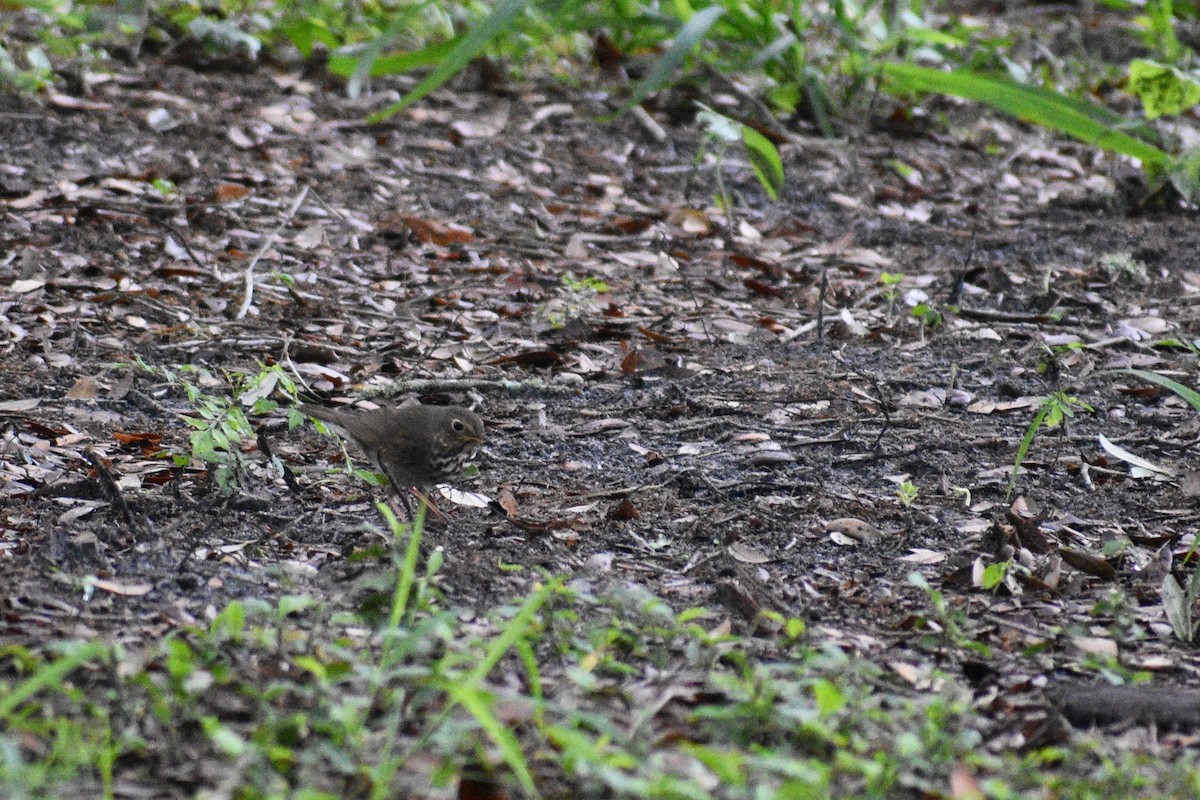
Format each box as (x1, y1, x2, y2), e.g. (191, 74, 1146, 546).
(299, 401, 485, 517)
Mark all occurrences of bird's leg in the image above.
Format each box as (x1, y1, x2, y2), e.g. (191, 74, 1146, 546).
(408, 487, 448, 521)
(378, 467, 414, 520)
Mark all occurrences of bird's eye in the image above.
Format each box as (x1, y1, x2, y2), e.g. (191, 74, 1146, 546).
(452, 419, 465, 432)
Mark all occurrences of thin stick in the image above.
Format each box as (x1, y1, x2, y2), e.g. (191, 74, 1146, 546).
(235, 185, 310, 320)
(83, 447, 137, 529)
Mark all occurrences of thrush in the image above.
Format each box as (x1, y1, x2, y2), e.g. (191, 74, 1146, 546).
(300, 402, 485, 517)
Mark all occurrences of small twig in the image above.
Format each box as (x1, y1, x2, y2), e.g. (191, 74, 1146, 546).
(236, 185, 310, 320)
(256, 425, 303, 495)
(362, 377, 579, 398)
(816, 267, 828, 343)
(630, 105, 668, 143)
(83, 447, 138, 529)
(948, 227, 977, 307)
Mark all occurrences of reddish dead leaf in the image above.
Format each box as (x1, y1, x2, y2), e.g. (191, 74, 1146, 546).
(496, 487, 520, 518)
(607, 215, 654, 235)
(1059, 547, 1117, 581)
(403, 215, 474, 245)
(26, 420, 67, 438)
(1119, 384, 1162, 402)
(458, 773, 509, 800)
(113, 431, 164, 454)
(637, 326, 676, 344)
(608, 498, 639, 521)
(744, 278, 785, 298)
(490, 350, 562, 369)
(758, 317, 786, 334)
(214, 183, 250, 202)
(593, 31, 624, 70)
(140, 470, 177, 486)
(620, 348, 639, 375)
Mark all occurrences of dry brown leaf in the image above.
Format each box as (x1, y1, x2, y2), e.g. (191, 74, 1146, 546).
(826, 517, 883, 545)
(403, 215, 474, 245)
(214, 183, 250, 202)
(65, 377, 100, 400)
(727, 541, 772, 564)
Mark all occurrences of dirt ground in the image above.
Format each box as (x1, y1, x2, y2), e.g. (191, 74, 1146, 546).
(5, 18, 1200, 794)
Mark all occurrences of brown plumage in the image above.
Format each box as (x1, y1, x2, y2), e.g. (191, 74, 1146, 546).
(300, 402, 484, 516)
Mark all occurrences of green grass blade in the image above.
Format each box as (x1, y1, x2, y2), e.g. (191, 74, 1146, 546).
(380, 501, 424, 631)
(469, 578, 562, 684)
(881, 64, 1171, 172)
(1008, 398, 1050, 499)
(1122, 368, 1200, 411)
(0, 642, 107, 718)
(329, 39, 459, 80)
(447, 683, 539, 798)
(366, 0, 531, 124)
(606, 5, 725, 120)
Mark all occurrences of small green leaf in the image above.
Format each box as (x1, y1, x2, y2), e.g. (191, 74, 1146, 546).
(279, 595, 318, 617)
(1128, 59, 1200, 120)
(741, 125, 783, 200)
(812, 678, 845, 715)
(696, 103, 742, 143)
(981, 561, 1009, 590)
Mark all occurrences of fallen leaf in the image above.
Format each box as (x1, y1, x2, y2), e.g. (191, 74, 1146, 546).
(826, 517, 883, 544)
(0, 398, 41, 412)
(403, 215, 474, 245)
(728, 541, 772, 564)
(900, 548, 946, 564)
(64, 377, 100, 400)
(88, 577, 154, 596)
(608, 498, 640, 521)
(9, 279, 46, 293)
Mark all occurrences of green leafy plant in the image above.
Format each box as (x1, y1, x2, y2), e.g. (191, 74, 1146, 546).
(908, 573, 991, 656)
(695, 102, 785, 205)
(136, 358, 300, 494)
(544, 273, 609, 328)
(0, 43, 54, 92)
(880, 270, 904, 318)
(0, 642, 113, 798)
(1009, 389, 1093, 498)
